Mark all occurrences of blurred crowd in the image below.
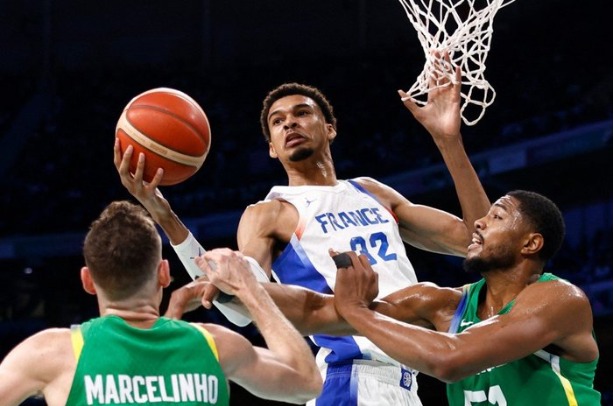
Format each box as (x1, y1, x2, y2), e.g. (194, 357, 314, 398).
(0, 47, 611, 235)
(0, 51, 612, 311)
(0, 1, 611, 403)
(0, 51, 612, 405)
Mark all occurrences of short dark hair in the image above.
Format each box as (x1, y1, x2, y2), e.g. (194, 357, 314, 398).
(507, 190, 566, 262)
(260, 83, 337, 142)
(83, 201, 161, 300)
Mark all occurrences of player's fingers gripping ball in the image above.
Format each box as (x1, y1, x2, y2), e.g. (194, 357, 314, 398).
(116, 88, 211, 186)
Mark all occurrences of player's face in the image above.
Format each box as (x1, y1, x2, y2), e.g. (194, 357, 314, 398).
(463, 196, 529, 273)
(266, 95, 336, 162)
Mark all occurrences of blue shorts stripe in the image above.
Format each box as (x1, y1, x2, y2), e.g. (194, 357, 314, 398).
(315, 363, 358, 406)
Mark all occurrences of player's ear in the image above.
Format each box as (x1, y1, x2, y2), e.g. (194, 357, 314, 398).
(81, 267, 97, 295)
(158, 259, 171, 288)
(521, 233, 544, 256)
(269, 141, 278, 159)
(326, 124, 337, 142)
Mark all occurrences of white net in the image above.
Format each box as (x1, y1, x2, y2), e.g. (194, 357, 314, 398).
(397, 0, 515, 125)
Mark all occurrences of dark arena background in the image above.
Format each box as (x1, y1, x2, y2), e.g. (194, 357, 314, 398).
(0, 0, 611, 404)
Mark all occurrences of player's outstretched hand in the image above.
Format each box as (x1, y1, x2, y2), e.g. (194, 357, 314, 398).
(332, 251, 379, 317)
(398, 50, 462, 142)
(113, 138, 171, 220)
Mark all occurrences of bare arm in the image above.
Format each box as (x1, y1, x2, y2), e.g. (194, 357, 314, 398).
(199, 323, 312, 404)
(265, 269, 453, 335)
(166, 271, 444, 336)
(334, 253, 599, 382)
(236, 199, 296, 275)
(262, 283, 350, 336)
(0, 329, 75, 406)
(116, 140, 238, 317)
(195, 249, 322, 403)
(357, 177, 473, 256)
(164, 278, 348, 336)
(393, 57, 490, 255)
(265, 274, 455, 334)
(114, 139, 190, 244)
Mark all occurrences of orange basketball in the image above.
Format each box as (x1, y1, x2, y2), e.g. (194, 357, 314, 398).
(116, 88, 211, 186)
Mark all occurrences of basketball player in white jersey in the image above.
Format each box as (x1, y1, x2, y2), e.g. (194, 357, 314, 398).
(114, 63, 490, 405)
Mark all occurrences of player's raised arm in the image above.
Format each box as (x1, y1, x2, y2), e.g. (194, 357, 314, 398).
(115, 139, 259, 326)
(395, 55, 490, 254)
(114, 140, 190, 245)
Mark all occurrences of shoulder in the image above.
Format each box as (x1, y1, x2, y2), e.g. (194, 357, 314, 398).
(0, 328, 74, 404)
(513, 276, 597, 361)
(239, 199, 297, 240)
(23, 328, 72, 351)
(351, 176, 387, 191)
(3, 327, 74, 376)
(511, 277, 593, 334)
(242, 199, 288, 220)
(519, 276, 591, 309)
(352, 176, 409, 208)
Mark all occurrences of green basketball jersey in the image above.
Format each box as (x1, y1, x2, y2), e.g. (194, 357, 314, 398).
(446, 273, 601, 405)
(65, 315, 230, 405)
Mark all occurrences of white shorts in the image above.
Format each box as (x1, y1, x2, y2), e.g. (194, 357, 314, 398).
(307, 360, 422, 406)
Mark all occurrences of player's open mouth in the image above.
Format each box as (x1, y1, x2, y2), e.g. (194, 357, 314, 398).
(468, 233, 483, 250)
(285, 133, 305, 148)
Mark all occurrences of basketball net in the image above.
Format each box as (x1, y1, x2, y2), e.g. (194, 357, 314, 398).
(397, 0, 515, 125)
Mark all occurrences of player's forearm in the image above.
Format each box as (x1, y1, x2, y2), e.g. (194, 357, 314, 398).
(150, 209, 190, 245)
(241, 284, 312, 350)
(237, 284, 320, 374)
(437, 136, 490, 235)
(340, 306, 465, 382)
(264, 284, 355, 336)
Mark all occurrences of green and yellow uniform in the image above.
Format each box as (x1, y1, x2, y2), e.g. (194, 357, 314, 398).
(447, 273, 601, 405)
(66, 315, 230, 405)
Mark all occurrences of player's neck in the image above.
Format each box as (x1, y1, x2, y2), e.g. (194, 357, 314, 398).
(285, 158, 337, 186)
(479, 270, 536, 319)
(100, 302, 161, 329)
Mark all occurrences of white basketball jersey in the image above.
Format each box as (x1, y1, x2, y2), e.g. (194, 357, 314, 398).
(265, 179, 418, 366)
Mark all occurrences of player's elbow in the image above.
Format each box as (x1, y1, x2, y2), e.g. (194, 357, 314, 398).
(303, 373, 324, 403)
(431, 366, 465, 383)
(287, 372, 323, 404)
(424, 349, 469, 383)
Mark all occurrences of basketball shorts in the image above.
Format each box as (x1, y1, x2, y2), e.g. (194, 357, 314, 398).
(307, 359, 422, 406)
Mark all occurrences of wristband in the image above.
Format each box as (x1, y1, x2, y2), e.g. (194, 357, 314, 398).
(171, 232, 207, 281)
(172, 232, 250, 325)
(172, 233, 270, 326)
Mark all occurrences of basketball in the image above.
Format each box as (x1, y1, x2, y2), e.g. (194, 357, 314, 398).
(116, 87, 211, 186)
